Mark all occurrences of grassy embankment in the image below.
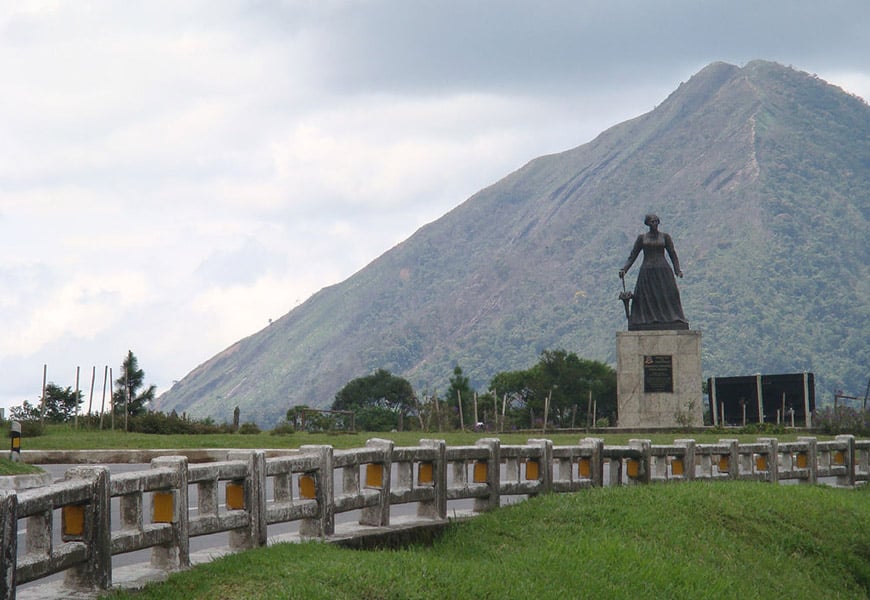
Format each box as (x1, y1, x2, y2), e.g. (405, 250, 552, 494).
(0, 457, 43, 475)
(98, 481, 869, 600)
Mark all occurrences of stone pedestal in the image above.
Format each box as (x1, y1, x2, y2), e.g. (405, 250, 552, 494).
(617, 330, 703, 428)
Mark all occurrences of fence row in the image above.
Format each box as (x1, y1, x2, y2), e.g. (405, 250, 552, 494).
(1, 435, 867, 598)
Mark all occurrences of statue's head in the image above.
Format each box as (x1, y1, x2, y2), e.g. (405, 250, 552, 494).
(644, 213, 660, 226)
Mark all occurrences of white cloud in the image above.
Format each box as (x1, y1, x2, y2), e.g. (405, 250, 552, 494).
(0, 272, 151, 356)
(0, 0, 867, 412)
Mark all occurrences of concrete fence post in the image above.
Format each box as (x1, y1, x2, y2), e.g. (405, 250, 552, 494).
(474, 438, 500, 512)
(360, 439, 393, 527)
(757, 438, 779, 484)
(720, 439, 740, 479)
(1, 490, 17, 600)
(629, 440, 652, 485)
(63, 466, 111, 592)
(581, 438, 605, 487)
(527, 439, 553, 495)
(299, 445, 334, 537)
(419, 439, 447, 519)
(674, 439, 696, 481)
(835, 435, 856, 487)
(227, 450, 267, 549)
(149, 456, 189, 570)
(797, 437, 818, 485)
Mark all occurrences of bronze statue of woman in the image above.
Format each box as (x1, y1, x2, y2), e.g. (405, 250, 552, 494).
(618, 214, 688, 330)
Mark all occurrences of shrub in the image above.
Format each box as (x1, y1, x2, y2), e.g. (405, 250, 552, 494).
(19, 420, 45, 437)
(238, 422, 261, 435)
(270, 421, 295, 436)
(814, 406, 870, 436)
(128, 411, 231, 435)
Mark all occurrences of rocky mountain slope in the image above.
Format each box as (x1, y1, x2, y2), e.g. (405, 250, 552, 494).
(154, 60, 869, 425)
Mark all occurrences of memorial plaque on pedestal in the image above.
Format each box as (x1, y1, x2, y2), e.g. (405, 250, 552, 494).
(644, 355, 673, 393)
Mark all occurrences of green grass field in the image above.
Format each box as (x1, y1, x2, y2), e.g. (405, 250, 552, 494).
(99, 482, 869, 600)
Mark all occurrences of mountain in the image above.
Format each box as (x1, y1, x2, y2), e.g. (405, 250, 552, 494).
(154, 60, 869, 426)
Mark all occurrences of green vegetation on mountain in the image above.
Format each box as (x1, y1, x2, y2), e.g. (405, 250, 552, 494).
(154, 61, 869, 426)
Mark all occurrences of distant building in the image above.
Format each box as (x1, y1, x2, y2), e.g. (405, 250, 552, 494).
(708, 373, 814, 427)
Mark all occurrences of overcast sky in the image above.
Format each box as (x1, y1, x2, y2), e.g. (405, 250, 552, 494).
(1, 1, 868, 414)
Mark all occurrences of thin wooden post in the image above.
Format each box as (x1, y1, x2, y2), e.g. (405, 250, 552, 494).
(586, 389, 592, 431)
(756, 374, 764, 423)
(803, 373, 812, 427)
(74, 366, 81, 429)
(457, 390, 464, 431)
(87, 366, 96, 422)
(542, 389, 551, 434)
(99, 366, 108, 429)
(110, 367, 115, 431)
(501, 393, 507, 431)
(40, 363, 47, 426)
(124, 365, 129, 433)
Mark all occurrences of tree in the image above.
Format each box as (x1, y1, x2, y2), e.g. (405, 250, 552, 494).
(535, 350, 617, 427)
(9, 400, 41, 422)
(332, 369, 416, 431)
(286, 405, 310, 431)
(10, 384, 82, 423)
(42, 383, 83, 423)
(489, 350, 617, 428)
(444, 365, 474, 429)
(113, 350, 156, 418)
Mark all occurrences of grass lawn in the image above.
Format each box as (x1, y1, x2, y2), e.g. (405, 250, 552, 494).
(100, 482, 870, 600)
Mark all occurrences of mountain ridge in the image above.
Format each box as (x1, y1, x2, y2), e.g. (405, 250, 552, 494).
(155, 60, 869, 425)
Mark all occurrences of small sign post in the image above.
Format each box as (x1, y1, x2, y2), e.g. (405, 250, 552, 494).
(9, 421, 22, 462)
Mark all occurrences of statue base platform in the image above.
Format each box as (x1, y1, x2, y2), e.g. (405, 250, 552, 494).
(616, 329, 703, 428)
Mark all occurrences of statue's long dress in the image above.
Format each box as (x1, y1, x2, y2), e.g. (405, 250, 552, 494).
(623, 232, 688, 330)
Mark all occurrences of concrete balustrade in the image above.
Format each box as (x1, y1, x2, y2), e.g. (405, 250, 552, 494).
(1, 435, 868, 599)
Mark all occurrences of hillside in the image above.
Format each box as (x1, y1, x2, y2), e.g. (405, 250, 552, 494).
(154, 60, 870, 426)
